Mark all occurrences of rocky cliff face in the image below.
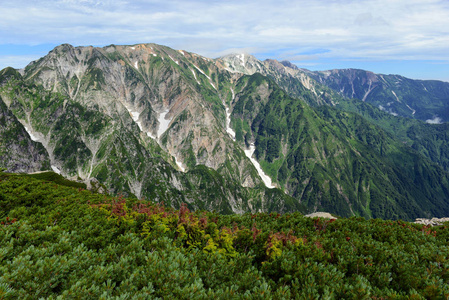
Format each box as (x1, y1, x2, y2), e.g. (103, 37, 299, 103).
(0, 95, 50, 173)
(0, 68, 51, 173)
(0, 44, 306, 214)
(22, 44, 261, 185)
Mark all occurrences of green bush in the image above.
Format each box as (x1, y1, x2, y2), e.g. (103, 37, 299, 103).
(1, 172, 449, 298)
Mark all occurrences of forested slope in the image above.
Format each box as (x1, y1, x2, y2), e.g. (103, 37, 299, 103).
(230, 73, 449, 220)
(1, 171, 449, 299)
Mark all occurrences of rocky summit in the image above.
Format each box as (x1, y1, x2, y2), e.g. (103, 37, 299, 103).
(1, 43, 449, 221)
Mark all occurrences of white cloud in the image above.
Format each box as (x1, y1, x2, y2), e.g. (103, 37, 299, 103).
(0, 55, 43, 70)
(1, 0, 449, 70)
(426, 116, 443, 124)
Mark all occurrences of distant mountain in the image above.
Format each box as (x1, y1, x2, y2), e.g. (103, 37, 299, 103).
(220, 53, 449, 173)
(227, 72, 449, 219)
(307, 68, 449, 123)
(220, 53, 449, 123)
(1, 43, 449, 220)
(335, 98, 449, 173)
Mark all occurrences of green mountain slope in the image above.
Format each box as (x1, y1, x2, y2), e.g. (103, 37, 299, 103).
(0, 96, 50, 173)
(336, 98, 449, 172)
(230, 73, 449, 220)
(220, 54, 449, 176)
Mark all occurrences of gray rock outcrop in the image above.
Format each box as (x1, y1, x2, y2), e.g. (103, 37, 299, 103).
(414, 218, 449, 226)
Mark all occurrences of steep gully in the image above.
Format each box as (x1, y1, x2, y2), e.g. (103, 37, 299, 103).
(123, 86, 275, 188)
(226, 88, 275, 189)
(123, 103, 186, 172)
(22, 124, 61, 174)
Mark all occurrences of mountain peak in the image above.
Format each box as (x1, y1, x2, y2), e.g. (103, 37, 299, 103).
(218, 53, 264, 75)
(280, 60, 299, 70)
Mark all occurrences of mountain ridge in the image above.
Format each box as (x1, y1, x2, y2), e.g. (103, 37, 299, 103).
(1, 42, 449, 220)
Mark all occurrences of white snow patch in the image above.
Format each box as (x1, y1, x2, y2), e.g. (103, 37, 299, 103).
(146, 131, 156, 140)
(362, 80, 373, 102)
(190, 68, 200, 84)
(175, 156, 186, 172)
(426, 116, 443, 124)
(152, 53, 157, 57)
(244, 144, 275, 189)
(378, 105, 385, 111)
(391, 91, 401, 103)
(224, 90, 236, 139)
(169, 55, 179, 65)
(123, 103, 160, 139)
(24, 125, 40, 142)
(179, 50, 185, 56)
(193, 65, 209, 79)
(157, 110, 172, 138)
(225, 106, 236, 140)
(124, 104, 144, 132)
(238, 54, 245, 66)
(134, 61, 138, 69)
(131, 47, 135, 50)
(390, 112, 398, 116)
(124, 102, 185, 172)
(406, 104, 416, 115)
(51, 165, 61, 174)
(192, 65, 216, 90)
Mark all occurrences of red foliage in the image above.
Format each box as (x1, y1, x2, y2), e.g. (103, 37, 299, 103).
(2, 216, 17, 226)
(251, 224, 261, 242)
(111, 199, 127, 217)
(199, 217, 208, 228)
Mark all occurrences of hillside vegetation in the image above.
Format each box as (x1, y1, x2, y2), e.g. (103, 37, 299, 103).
(336, 98, 449, 173)
(231, 74, 449, 220)
(1, 171, 449, 299)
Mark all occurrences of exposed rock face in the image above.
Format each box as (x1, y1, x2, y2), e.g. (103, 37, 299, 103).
(0, 87, 50, 173)
(21, 44, 261, 186)
(219, 53, 265, 75)
(305, 212, 337, 220)
(219, 54, 335, 106)
(415, 218, 449, 226)
(0, 43, 304, 215)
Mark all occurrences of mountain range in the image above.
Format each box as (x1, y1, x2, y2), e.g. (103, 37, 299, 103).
(1, 43, 449, 221)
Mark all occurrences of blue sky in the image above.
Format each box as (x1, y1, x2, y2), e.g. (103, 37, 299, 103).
(1, 0, 448, 81)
